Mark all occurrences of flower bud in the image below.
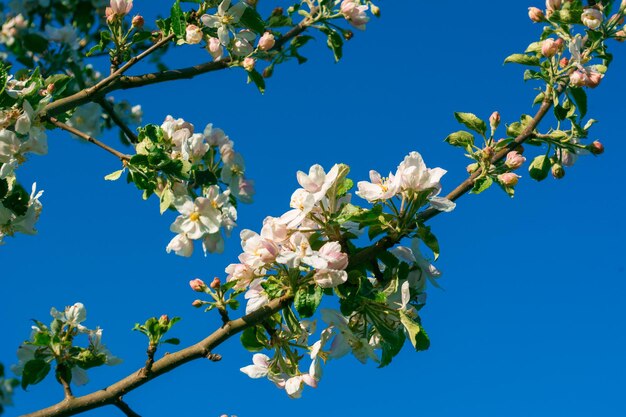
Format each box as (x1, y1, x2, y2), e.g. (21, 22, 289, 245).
(185, 24, 203, 45)
(272, 7, 284, 16)
(159, 314, 169, 325)
(47, 83, 55, 93)
(551, 163, 565, 179)
(344, 30, 354, 40)
(489, 111, 501, 132)
(189, 278, 207, 292)
(371, 4, 381, 17)
(541, 38, 559, 58)
(581, 8, 603, 30)
(466, 163, 479, 174)
(589, 140, 604, 155)
(210, 277, 221, 289)
(258, 32, 275, 51)
(505, 151, 526, 170)
(585, 71, 603, 88)
(262, 66, 273, 78)
(559, 57, 569, 67)
(243, 57, 256, 72)
(569, 70, 588, 87)
(482, 146, 494, 160)
(553, 38, 564, 51)
(528, 7, 545, 22)
(105, 7, 115, 23)
(192, 299, 203, 308)
(498, 172, 520, 187)
(616, 30, 626, 42)
(132, 15, 144, 28)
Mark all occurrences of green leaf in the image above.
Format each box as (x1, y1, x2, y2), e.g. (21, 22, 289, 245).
(325, 28, 343, 62)
(159, 188, 173, 214)
(503, 54, 541, 66)
(170, 1, 185, 38)
(240, 7, 265, 34)
(3, 184, 29, 216)
(240, 326, 267, 352)
(529, 155, 551, 181)
(32, 332, 51, 347)
(417, 225, 440, 261)
(471, 175, 493, 194)
(294, 285, 323, 318)
(454, 112, 487, 136)
(399, 312, 430, 351)
(247, 69, 265, 94)
(161, 338, 180, 345)
(569, 87, 587, 119)
(22, 34, 49, 54)
(104, 169, 124, 181)
(21, 359, 51, 389)
(0, 178, 8, 200)
(444, 130, 474, 148)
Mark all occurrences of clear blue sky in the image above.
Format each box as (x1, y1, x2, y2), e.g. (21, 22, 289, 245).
(2, 1, 626, 416)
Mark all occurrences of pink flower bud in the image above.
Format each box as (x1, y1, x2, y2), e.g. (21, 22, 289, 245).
(590, 140, 604, 155)
(258, 32, 275, 51)
(559, 57, 569, 67)
(528, 7, 545, 22)
(192, 300, 203, 308)
(616, 30, 626, 42)
(243, 57, 256, 72)
(585, 71, 603, 88)
(489, 111, 501, 131)
(210, 277, 221, 289)
(569, 70, 588, 87)
(185, 24, 203, 45)
(105, 7, 115, 23)
(551, 164, 565, 179)
(189, 278, 207, 292)
(546, 0, 562, 12)
(159, 314, 170, 325)
(541, 38, 559, 58)
(132, 15, 144, 28)
(498, 172, 520, 187)
(505, 151, 526, 170)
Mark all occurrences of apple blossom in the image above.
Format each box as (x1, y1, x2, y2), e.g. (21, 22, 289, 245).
(397, 151, 456, 212)
(498, 172, 520, 187)
(166, 233, 194, 257)
(258, 32, 275, 50)
(240, 353, 271, 378)
(243, 57, 256, 71)
(225, 262, 255, 290)
(569, 70, 588, 87)
(581, 8, 603, 30)
(232, 30, 256, 56)
(341, 0, 369, 30)
(131, 14, 144, 28)
(203, 233, 225, 254)
(586, 70, 603, 88)
(505, 151, 526, 170)
(312, 269, 348, 288)
(546, 0, 561, 12)
(170, 197, 222, 240)
(189, 278, 207, 292)
(185, 25, 203, 45)
(50, 302, 88, 332)
(109, 0, 132, 16)
(541, 38, 559, 58)
(207, 37, 224, 60)
(244, 278, 269, 314)
(201, 0, 248, 45)
(355, 170, 400, 202)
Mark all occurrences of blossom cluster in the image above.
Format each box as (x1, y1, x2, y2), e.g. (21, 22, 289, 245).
(13, 303, 120, 389)
(187, 152, 452, 398)
(147, 116, 254, 257)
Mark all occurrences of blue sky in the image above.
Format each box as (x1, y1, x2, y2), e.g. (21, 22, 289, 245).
(2, 1, 626, 416)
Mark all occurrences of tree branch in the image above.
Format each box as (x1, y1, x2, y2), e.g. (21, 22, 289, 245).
(21, 294, 294, 417)
(45, 116, 131, 162)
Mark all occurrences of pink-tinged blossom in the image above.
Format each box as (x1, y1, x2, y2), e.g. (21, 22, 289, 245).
(261, 216, 288, 242)
(321, 309, 378, 364)
(258, 31, 275, 50)
(569, 70, 588, 87)
(170, 197, 221, 240)
(245, 278, 268, 314)
(185, 25, 203, 45)
(355, 170, 400, 202)
(243, 57, 256, 71)
(340, 0, 369, 30)
(207, 37, 224, 60)
(296, 164, 340, 200)
(541, 38, 559, 58)
(225, 262, 255, 290)
(498, 172, 520, 187)
(586, 71, 603, 88)
(546, 0, 562, 12)
(313, 269, 348, 288)
(240, 353, 270, 378)
(304, 241, 348, 270)
(390, 240, 442, 290)
(166, 233, 194, 257)
(279, 188, 316, 229)
(397, 151, 456, 212)
(581, 8, 603, 30)
(110, 0, 133, 15)
(231, 176, 255, 204)
(276, 232, 314, 268)
(232, 30, 256, 56)
(505, 151, 526, 170)
(239, 229, 279, 269)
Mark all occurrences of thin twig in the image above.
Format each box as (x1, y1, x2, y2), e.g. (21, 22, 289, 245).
(45, 116, 131, 162)
(113, 399, 142, 417)
(97, 98, 139, 143)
